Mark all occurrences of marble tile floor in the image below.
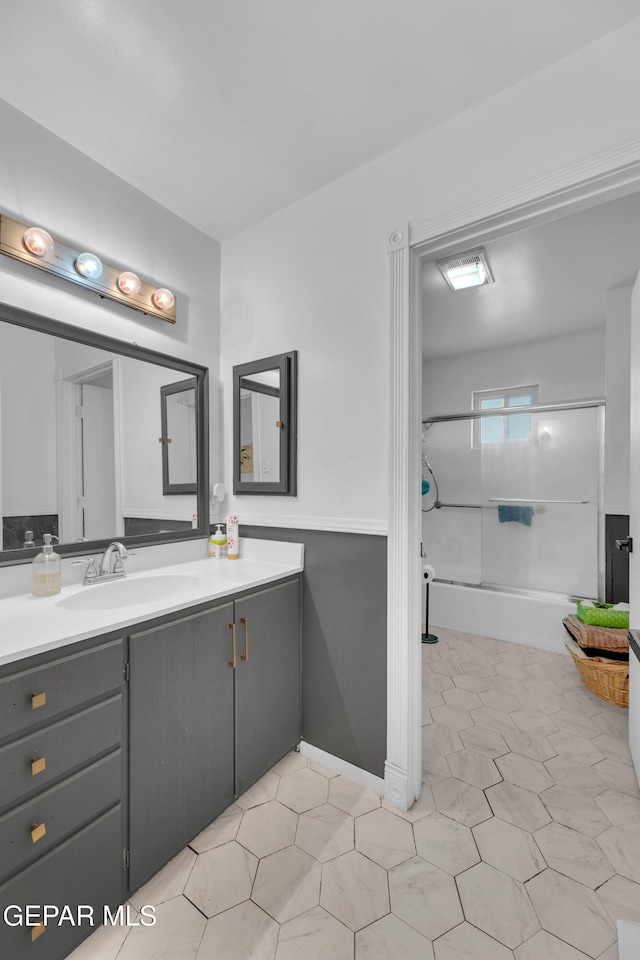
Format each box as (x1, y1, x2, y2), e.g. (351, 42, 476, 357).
(69, 626, 640, 960)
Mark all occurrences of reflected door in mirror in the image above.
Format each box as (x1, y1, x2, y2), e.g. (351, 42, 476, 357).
(161, 379, 197, 493)
(239, 369, 281, 484)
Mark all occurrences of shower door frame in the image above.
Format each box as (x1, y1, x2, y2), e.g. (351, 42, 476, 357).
(386, 141, 640, 811)
(422, 398, 606, 601)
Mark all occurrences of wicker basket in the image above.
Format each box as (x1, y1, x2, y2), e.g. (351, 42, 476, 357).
(568, 648, 629, 708)
(575, 600, 629, 629)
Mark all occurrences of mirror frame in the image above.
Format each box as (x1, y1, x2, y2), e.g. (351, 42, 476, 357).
(0, 301, 209, 566)
(160, 377, 198, 495)
(233, 350, 297, 496)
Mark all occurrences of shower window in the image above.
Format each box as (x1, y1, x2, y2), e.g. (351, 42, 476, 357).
(472, 384, 538, 447)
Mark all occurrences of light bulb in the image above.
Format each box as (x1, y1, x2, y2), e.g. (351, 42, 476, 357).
(117, 271, 141, 296)
(75, 252, 103, 279)
(152, 288, 175, 311)
(23, 227, 54, 259)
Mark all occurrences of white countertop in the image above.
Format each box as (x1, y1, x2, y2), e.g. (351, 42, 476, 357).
(0, 538, 304, 668)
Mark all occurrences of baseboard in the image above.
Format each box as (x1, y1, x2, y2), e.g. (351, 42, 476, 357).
(298, 741, 385, 795)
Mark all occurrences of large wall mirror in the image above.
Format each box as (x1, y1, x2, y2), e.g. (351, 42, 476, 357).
(0, 302, 208, 564)
(233, 351, 297, 496)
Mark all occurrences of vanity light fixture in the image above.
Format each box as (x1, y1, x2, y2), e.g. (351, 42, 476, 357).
(23, 226, 54, 259)
(152, 287, 175, 311)
(75, 252, 103, 279)
(437, 247, 494, 292)
(0, 212, 177, 323)
(117, 271, 142, 296)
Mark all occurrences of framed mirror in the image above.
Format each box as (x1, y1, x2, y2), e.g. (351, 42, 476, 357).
(233, 351, 297, 496)
(0, 301, 209, 565)
(160, 377, 198, 494)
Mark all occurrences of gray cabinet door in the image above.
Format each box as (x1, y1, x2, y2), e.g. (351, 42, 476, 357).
(129, 604, 235, 891)
(234, 579, 301, 795)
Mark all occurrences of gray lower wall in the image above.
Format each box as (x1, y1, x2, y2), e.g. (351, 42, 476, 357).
(241, 526, 387, 778)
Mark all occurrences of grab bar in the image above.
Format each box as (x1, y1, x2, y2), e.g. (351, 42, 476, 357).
(487, 498, 589, 504)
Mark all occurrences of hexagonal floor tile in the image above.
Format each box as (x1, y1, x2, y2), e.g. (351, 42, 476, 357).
(356, 914, 434, 960)
(196, 900, 278, 960)
(503, 729, 556, 763)
(355, 807, 415, 868)
(594, 788, 640, 827)
(597, 874, 640, 925)
(473, 817, 545, 882)
(495, 753, 554, 794)
(539, 786, 611, 838)
(422, 723, 464, 756)
(430, 704, 474, 730)
(459, 725, 508, 759)
(184, 841, 255, 918)
(596, 825, 640, 883)
(543, 756, 607, 799)
(469, 705, 517, 733)
(389, 856, 462, 940)
(236, 799, 297, 858)
(453, 674, 491, 693)
(442, 687, 482, 710)
(413, 812, 480, 875)
(534, 822, 614, 888)
(485, 782, 551, 832)
(432, 777, 492, 827)
(296, 803, 354, 862)
(546, 731, 604, 765)
(457, 862, 540, 949)
(592, 733, 633, 765)
(321, 850, 389, 931)
(277, 767, 329, 813)
(272, 752, 308, 775)
(190, 803, 243, 854)
(328, 776, 381, 817)
(129, 845, 196, 912)
(514, 930, 592, 960)
(252, 845, 321, 924)
(593, 758, 640, 798)
(446, 749, 502, 789)
(511, 709, 559, 739)
(277, 906, 353, 960)
(525, 869, 616, 957)
(236, 770, 280, 810)
(479, 688, 522, 713)
(433, 921, 513, 960)
(383, 785, 436, 823)
(422, 745, 452, 786)
(117, 896, 205, 960)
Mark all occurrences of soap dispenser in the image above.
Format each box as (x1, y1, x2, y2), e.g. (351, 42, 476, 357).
(32, 533, 61, 597)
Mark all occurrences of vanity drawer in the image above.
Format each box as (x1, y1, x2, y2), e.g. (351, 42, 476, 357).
(0, 639, 123, 743)
(0, 696, 122, 812)
(0, 805, 124, 960)
(0, 750, 122, 883)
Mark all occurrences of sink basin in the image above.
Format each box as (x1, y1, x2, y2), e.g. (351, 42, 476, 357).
(57, 574, 201, 611)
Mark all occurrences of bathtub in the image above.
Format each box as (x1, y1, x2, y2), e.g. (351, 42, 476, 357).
(427, 579, 575, 654)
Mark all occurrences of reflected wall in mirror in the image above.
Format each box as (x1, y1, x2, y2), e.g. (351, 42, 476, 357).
(161, 378, 197, 493)
(0, 303, 208, 561)
(233, 352, 297, 496)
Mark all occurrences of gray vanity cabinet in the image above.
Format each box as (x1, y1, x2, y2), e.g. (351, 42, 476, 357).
(234, 578, 301, 794)
(128, 603, 235, 891)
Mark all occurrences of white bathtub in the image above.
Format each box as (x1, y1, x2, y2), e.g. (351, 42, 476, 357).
(427, 580, 574, 654)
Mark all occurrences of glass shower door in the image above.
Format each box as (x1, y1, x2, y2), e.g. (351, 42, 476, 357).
(480, 405, 602, 598)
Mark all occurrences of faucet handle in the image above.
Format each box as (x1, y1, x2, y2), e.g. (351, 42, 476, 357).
(113, 555, 127, 574)
(83, 558, 98, 583)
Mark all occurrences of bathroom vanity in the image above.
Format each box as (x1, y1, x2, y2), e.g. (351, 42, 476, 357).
(0, 540, 302, 960)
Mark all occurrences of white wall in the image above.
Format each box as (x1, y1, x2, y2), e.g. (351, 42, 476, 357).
(605, 285, 632, 515)
(0, 99, 221, 492)
(221, 18, 640, 534)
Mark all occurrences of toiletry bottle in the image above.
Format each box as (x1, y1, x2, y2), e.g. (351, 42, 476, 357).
(226, 515, 239, 560)
(23, 530, 35, 549)
(209, 524, 227, 559)
(32, 533, 61, 596)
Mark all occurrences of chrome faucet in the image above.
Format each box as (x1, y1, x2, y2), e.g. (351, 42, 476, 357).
(100, 542, 128, 578)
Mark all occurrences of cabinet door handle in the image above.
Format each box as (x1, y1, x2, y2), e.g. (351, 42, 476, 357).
(228, 622, 237, 668)
(240, 617, 249, 661)
(31, 822, 47, 844)
(31, 692, 46, 710)
(31, 922, 46, 942)
(31, 756, 46, 776)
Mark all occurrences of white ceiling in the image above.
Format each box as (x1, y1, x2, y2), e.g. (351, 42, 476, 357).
(422, 189, 640, 360)
(0, 1, 638, 240)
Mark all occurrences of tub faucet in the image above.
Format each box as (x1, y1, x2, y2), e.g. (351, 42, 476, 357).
(99, 541, 128, 578)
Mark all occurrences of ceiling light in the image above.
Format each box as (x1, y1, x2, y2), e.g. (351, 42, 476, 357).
(75, 252, 103, 279)
(23, 227, 54, 259)
(117, 271, 141, 296)
(437, 248, 494, 292)
(152, 288, 175, 311)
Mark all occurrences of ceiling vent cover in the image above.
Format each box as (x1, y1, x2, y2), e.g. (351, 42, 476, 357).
(437, 247, 494, 291)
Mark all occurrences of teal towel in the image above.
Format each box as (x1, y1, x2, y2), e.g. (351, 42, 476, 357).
(498, 504, 533, 526)
(422, 480, 430, 495)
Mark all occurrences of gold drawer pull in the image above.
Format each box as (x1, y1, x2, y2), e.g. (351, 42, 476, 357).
(31, 692, 46, 710)
(31, 822, 47, 844)
(228, 622, 237, 668)
(240, 617, 249, 662)
(31, 756, 46, 776)
(31, 922, 46, 942)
